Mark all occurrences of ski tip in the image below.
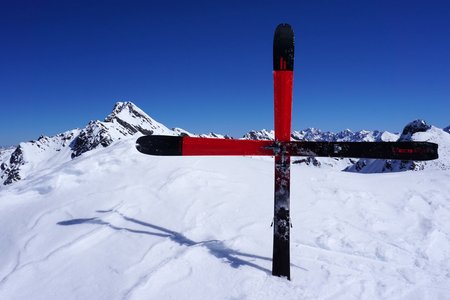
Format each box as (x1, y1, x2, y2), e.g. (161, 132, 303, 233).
(136, 135, 183, 156)
(273, 23, 294, 71)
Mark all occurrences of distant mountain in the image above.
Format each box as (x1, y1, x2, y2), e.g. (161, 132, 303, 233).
(71, 102, 176, 158)
(244, 128, 399, 142)
(444, 125, 450, 134)
(1, 102, 448, 186)
(243, 129, 274, 140)
(0, 102, 177, 185)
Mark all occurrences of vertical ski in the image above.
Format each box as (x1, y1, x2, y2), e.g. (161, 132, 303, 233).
(272, 23, 294, 279)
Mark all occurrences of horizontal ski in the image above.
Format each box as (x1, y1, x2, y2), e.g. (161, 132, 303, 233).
(287, 141, 438, 161)
(136, 136, 438, 161)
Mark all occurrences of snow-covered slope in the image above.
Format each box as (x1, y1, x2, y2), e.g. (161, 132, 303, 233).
(0, 138, 449, 299)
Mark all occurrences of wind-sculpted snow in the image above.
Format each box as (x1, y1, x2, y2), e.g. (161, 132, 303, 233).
(0, 139, 449, 299)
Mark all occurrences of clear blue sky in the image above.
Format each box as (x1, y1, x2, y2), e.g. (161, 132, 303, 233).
(1, 0, 449, 146)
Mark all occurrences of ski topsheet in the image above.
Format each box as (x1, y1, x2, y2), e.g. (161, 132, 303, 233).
(136, 135, 438, 161)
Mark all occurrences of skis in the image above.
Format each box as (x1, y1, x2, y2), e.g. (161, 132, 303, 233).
(136, 136, 438, 161)
(135, 23, 439, 281)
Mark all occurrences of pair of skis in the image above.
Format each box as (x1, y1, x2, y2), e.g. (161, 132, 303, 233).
(136, 24, 438, 280)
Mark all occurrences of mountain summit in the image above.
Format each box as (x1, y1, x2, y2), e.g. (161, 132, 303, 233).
(104, 102, 173, 136)
(0, 102, 176, 185)
(70, 102, 175, 158)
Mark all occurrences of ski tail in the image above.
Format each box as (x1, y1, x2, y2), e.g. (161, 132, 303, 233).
(136, 135, 273, 156)
(287, 141, 438, 161)
(136, 135, 183, 155)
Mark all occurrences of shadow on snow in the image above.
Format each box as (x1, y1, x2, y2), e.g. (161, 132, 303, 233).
(57, 212, 274, 274)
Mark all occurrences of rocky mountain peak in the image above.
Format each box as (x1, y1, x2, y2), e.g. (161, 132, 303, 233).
(103, 101, 160, 136)
(399, 119, 431, 141)
(105, 102, 148, 123)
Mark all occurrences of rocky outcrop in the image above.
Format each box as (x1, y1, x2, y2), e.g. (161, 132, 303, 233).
(70, 121, 113, 158)
(1, 146, 24, 185)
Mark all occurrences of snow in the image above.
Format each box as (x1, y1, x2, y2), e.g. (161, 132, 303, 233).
(1, 138, 450, 299)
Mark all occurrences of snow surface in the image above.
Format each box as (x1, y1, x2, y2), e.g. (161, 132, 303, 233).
(1, 138, 450, 299)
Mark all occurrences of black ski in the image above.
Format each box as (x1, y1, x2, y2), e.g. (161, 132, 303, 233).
(287, 141, 438, 161)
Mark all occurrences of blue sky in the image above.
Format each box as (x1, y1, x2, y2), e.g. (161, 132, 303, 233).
(1, 0, 449, 146)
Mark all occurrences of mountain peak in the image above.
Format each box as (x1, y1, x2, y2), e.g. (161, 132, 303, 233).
(102, 101, 174, 137)
(399, 119, 431, 141)
(105, 101, 149, 123)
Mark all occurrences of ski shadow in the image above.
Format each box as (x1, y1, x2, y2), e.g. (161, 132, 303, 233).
(58, 213, 276, 274)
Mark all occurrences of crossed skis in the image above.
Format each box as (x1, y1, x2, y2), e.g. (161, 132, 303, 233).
(136, 24, 438, 280)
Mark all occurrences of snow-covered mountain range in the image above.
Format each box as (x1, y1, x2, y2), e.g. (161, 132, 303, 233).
(1, 101, 449, 186)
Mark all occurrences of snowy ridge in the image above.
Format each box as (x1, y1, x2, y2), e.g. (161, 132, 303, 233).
(243, 129, 275, 140)
(104, 101, 174, 137)
(243, 127, 399, 142)
(0, 131, 80, 185)
(199, 133, 233, 139)
(71, 101, 176, 158)
(172, 127, 195, 137)
(0, 102, 177, 186)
